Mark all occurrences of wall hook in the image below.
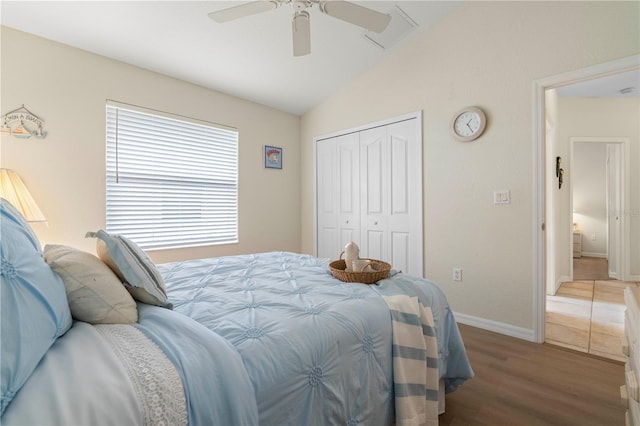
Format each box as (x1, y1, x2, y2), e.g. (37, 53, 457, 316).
(556, 156, 564, 189)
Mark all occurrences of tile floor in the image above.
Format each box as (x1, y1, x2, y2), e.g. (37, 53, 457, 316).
(545, 279, 639, 361)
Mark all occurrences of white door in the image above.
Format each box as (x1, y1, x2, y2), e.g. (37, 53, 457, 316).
(360, 125, 387, 262)
(316, 133, 360, 259)
(360, 119, 423, 276)
(316, 138, 338, 260)
(337, 133, 361, 253)
(606, 143, 623, 279)
(388, 120, 422, 276)
(316, 114, 423, 276)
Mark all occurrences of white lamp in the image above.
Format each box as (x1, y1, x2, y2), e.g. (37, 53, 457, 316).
(0, 169, 46, 222)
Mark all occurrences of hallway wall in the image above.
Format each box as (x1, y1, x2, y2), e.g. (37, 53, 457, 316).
(573, 142, 607, 257)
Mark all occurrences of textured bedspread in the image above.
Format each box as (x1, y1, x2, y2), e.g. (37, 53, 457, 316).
(161, 251, 473, 425)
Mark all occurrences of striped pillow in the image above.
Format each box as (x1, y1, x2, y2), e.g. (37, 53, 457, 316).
(86, 230, 172, 309)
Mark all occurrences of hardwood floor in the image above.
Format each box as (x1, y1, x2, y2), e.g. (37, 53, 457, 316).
(440, 324, 625, 426)
(544, 257, 639, 361)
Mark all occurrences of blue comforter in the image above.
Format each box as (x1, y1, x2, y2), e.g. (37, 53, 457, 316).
(135, 304, 259, 425)
(160, 251, 472, 425)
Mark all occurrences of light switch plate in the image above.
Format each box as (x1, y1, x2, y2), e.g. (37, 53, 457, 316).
(493, 190, 511, 205)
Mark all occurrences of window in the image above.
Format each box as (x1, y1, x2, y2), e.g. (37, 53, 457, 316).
(106, 103, 238, 250)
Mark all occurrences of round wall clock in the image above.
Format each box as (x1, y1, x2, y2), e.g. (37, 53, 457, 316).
(451, 106, 487, 142)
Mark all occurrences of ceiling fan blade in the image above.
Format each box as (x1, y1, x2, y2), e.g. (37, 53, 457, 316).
(208, 1, 279, 23)
(319, 1, 391, 33)
(292, 11, 311, 57)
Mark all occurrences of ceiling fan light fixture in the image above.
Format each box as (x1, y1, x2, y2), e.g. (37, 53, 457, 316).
(208, 0, 393, 56)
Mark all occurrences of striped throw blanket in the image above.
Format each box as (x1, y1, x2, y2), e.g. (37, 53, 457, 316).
(374, 277, 440, 426)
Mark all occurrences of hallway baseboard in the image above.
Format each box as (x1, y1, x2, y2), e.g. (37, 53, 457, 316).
(453, 311, 535, 342)
(580, 252, 606, 258)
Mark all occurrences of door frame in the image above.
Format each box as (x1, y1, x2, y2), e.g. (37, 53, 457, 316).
(532, 54, 640, 343)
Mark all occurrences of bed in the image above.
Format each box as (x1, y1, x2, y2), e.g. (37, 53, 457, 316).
(0, 198, 473, 425)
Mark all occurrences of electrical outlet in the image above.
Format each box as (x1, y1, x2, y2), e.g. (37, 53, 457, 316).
(591, 234, 597, 241)
(453, 268, 462, 282)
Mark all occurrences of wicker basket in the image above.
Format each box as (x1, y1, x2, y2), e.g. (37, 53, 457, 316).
(329, 256, 391, 284)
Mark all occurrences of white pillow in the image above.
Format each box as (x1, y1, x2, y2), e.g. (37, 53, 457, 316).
(44, 245, 138, 324)
(86, 230, 171, 309)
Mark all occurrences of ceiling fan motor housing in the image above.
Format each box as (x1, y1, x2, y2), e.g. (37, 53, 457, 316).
(292, 0, 311, 12)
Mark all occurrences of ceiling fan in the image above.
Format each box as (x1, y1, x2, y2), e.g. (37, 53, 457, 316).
(208, 0, 392, 57)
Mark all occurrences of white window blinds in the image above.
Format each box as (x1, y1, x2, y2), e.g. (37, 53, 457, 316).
(106, 103, 238, 250)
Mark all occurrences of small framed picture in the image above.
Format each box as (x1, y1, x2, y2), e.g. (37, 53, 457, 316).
(264, 145, 283, 169)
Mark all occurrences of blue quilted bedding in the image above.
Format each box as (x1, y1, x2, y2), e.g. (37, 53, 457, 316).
(134, 304, 259, 425)
(160, 251, 472, 425)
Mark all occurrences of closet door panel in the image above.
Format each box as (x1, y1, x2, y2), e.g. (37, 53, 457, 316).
(387, 119, 422, 276)
(318, 227, 337, 260)
(337, 133, 360, 251)
(339, 142, 357, 214)
(390, 133, 409, 215)
(360, 126, 388, 260)
(366, 230, 384, 261)
(391, 231, 410, 273)
(363, 136, 384, 215)
(316, 139, 338, 260)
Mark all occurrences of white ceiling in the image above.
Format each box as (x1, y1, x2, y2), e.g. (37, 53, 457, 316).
(556, 68, 640, 98)
(2, 1, 637, 115)
(1, 1, 462, 115)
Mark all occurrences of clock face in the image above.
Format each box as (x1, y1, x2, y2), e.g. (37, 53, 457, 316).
(454, 111, 481, 137)
(451, 107, 486, 141)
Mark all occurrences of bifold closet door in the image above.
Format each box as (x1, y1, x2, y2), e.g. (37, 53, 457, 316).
(360, 119, 422, 276)
(316, 133, 360, 260)
(316, 116, 422, 276)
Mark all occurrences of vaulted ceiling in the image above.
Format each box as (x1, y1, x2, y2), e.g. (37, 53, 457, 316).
(2, 1, 637, 115)
(1, 1, 462, 115)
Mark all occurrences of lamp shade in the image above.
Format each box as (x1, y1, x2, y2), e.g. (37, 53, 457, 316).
(0, 169, 46, 222)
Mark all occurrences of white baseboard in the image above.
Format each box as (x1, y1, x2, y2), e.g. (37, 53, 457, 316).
(580, 252, 607, 258)
(453, 311, 535, 342)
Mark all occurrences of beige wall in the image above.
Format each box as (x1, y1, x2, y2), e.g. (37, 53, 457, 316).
(573, 142, 608, 256)
(0, 27, 301, 264)
(300, 1, 640, 330)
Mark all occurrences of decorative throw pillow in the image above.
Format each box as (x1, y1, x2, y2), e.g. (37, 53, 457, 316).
(0, 199, 72, 415)
(44, 245, 138, 324)
(85, 230, 172, 309)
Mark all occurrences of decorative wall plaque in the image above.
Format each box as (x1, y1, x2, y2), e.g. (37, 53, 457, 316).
(1, 105, 47, 139)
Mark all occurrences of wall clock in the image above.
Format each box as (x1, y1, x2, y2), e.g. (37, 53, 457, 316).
(451, 106, 487, 142)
